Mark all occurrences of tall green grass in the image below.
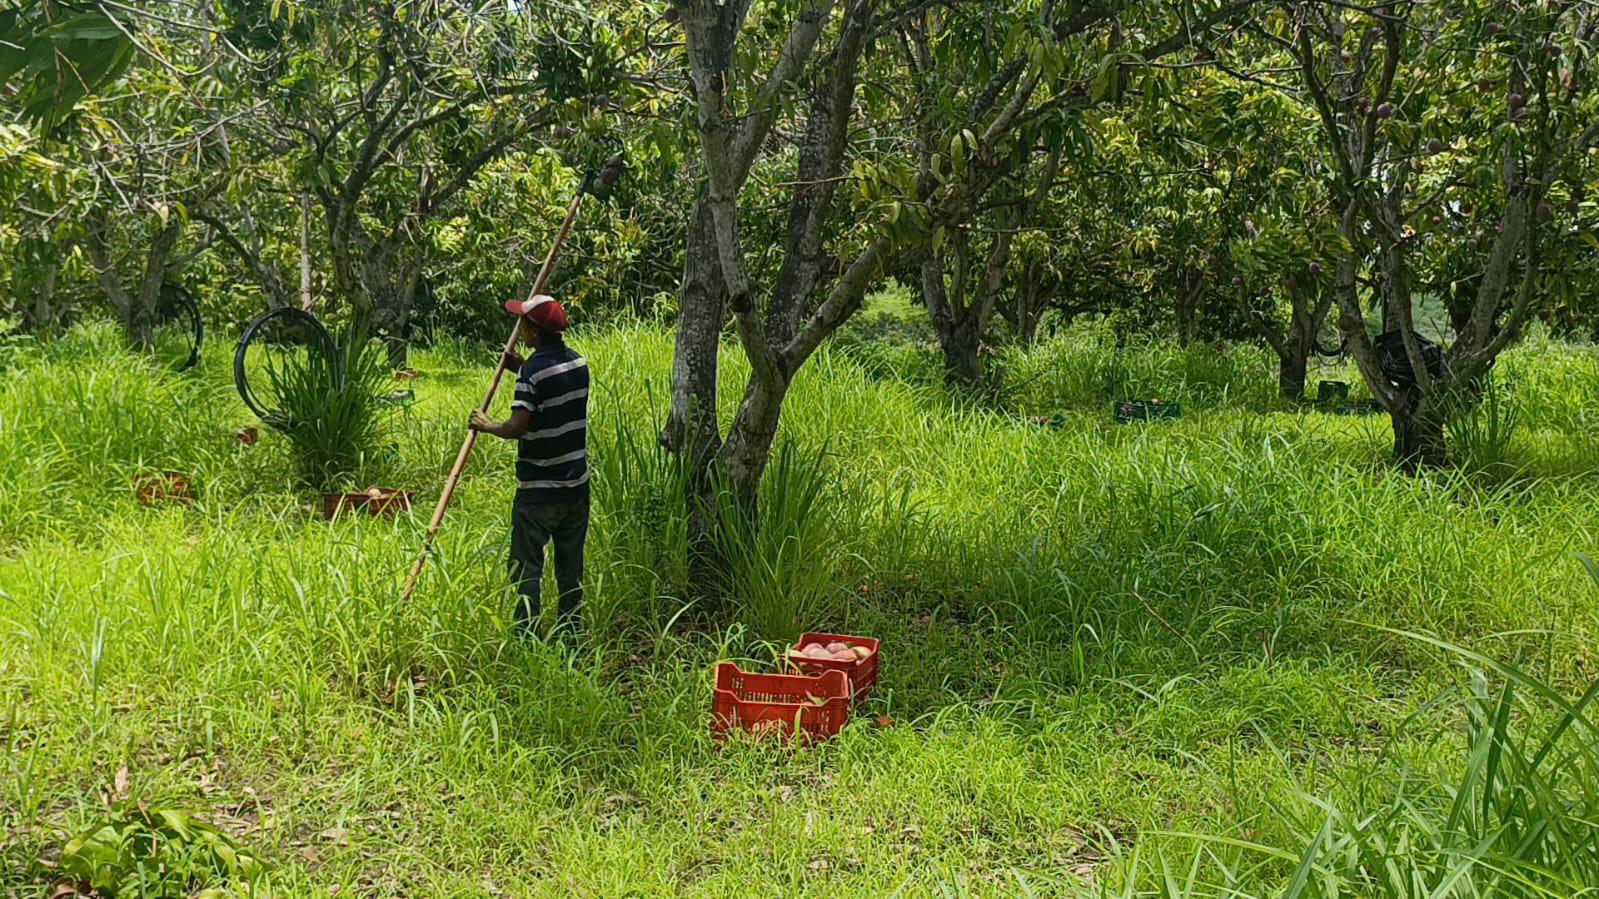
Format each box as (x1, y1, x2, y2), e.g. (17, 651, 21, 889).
(998, 321, 1284, 416)
(1281, 659, 1599, 897)
(251, 322, 392, 489)
(1143, 632, 1599, 898)
(1445, 372, 1524, 477)
(3, 322, 1598, 896)
(0, 317, 33, 372)
(712, 440, 849, 641)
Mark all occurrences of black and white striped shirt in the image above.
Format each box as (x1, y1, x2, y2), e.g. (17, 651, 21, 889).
(511, 342, 589, 502)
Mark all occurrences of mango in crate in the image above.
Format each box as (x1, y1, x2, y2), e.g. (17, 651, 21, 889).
(792, 642, 831, 660)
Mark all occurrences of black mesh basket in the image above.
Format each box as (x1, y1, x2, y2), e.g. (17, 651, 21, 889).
(1374, 331, 1445, 387)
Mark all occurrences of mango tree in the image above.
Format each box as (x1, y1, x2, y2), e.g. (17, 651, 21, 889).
(54, 27, 218, 348)
(1273, 1, 1599, 465)
(1227, 202, 1345, 400)
(662, 0, 1267, 576)
(0, 125, 76, 332)
(895, 6, 1070, 385)
(916, 141, 1062, 385)
(0, 1, 180, 347)
(996, 227, 1082, 348)
(994, 148, 1167, 343)
(1133, 68, 1340, 397)
(202, 0, 622, 363)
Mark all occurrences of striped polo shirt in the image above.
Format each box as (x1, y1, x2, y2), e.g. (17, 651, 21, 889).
(510, 341, 589, 502)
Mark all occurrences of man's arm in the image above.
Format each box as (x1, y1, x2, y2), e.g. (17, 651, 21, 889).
(469, 408, 532, 440)
(470, 351, 536, 438)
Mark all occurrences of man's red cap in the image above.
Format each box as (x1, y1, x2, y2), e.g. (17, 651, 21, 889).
(505, 294, 569, 332)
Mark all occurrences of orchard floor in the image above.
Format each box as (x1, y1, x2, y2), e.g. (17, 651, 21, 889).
(3, 322, 1598, 896)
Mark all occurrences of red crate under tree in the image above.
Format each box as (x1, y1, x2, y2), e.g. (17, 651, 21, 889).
(133, 471, 193, 506)
(365, 488, 412, 515)
(320, 489, 412, 519)
(711, 664, 851, 742)
(786, 632, 880, 705)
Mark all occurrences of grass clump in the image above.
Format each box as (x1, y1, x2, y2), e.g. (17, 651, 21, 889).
(1445, 373, 1524, 477)
(712, 440, 846, 641)
(241, 316, 392, 489)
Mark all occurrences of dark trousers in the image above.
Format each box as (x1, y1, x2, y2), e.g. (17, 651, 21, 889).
(508, 495, 589, 636)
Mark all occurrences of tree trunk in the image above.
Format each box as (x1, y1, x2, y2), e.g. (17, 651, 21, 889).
(123, 306, 153, 349)
(1277, 343, 1308, 401)
(1018, 306, 1041, 348)
(365, 247, 423, 368)
(1392, 397, 1447, 469)
(24, 260, 59, 333)
(1276, 302, 1325, 401)
(719, 373, 790, 508)
(322, 198, 413, 365)
(299, 191, 315, 311)
(937, 320, 983, 385)
(696, 370, 792, 605)
(1011, 267, 1043, 347)
(325, 218, 419, 367)
(130, 222, 178, 350)
(375, 285, 416, 368)
(663, 191, 729, 593)
(1176, 270, 1201, 348)
(86, 212, 179, 350)
(923, 255, 985, 386)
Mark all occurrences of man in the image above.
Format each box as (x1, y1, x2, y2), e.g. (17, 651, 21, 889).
(469, 295, 590, 640)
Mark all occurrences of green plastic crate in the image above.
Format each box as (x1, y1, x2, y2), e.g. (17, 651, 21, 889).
(1335, 400, 1382, 416)
(380, 388, 416, 408)
(1316, 380, 1350, 406)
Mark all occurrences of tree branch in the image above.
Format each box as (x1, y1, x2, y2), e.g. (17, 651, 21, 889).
(730, 0, 839, 174)
(84, 210, 132, 317)
(786, 233, 902, 366)
(416, 131, 521, 220)
(196, 210, 292, 309)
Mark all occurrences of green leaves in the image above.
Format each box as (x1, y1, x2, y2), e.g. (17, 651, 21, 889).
(532, 27, 624, 102)
(947, 128, 975, 178)
(60, 803, 266, 898)
(1089, 51, 1121, 103)
(0, 6, 136, 132)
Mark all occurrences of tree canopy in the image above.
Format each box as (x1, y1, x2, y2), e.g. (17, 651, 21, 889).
(2, 0, 1596, 468)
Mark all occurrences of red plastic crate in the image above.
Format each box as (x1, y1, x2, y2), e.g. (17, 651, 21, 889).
(319, 489, 412, 519)
(711, 664, 851, 743)
(786, 632, 880, 705)
(364, 488, 412, 515)
(132, 471, 193, 506)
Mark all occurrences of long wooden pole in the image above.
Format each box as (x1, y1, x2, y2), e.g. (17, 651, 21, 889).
(400, 176, 592, 602)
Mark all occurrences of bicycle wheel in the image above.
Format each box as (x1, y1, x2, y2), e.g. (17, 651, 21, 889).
(234, 306, 340, 432)
(153, 282, 203, 371)
(1312, 311, 1347, 360)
